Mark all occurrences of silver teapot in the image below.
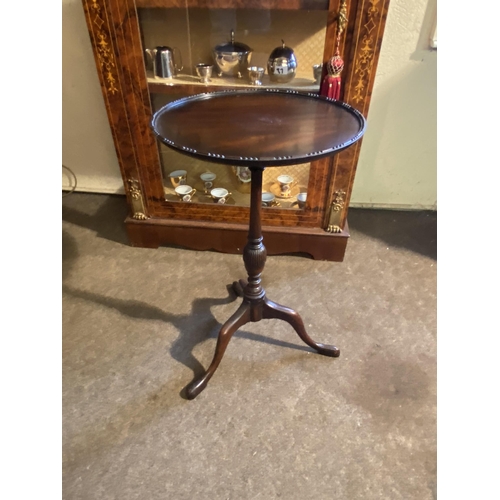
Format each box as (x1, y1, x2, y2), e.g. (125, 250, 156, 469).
(145, 46, 183, 79)
(267, 40, 297, 83)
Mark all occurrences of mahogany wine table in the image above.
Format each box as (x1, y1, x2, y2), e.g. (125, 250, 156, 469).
(152, 89, 366, 399)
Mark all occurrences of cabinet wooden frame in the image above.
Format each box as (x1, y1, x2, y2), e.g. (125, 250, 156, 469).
(82, 0, 390, 259)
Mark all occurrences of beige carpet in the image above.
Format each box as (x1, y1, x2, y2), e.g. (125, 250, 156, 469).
(63, 193, 436, 499)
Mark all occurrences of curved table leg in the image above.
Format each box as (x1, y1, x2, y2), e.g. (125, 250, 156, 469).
(185, 301, 252, 399)
(262, 297, 340, 357)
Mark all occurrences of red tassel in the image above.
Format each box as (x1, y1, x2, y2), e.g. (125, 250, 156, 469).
(320, 54, 344, 100)
(321, 76, 341, 100)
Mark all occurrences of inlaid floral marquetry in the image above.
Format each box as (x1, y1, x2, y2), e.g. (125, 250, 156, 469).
(90, 0, 119, 95)
(351, 0, 380, 105)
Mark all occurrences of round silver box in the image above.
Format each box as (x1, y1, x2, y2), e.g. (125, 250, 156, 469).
(267, 40, 297, 84)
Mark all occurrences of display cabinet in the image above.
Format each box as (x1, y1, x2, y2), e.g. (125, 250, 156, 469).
(82, 0, 390, 260)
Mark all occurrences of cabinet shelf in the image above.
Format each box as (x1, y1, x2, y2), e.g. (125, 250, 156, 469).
(147, 73, 320, 95)
(135, 0, 329, 10)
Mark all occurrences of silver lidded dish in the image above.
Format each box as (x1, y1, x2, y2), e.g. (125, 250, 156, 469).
(267, 40, 297, 84)
(213, 30, 252, 78)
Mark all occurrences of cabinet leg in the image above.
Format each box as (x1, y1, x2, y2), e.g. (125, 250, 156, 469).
(185, 301, 251, 399)
(262, 297, 340, 357)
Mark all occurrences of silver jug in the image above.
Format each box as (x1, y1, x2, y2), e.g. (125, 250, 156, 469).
(145, 46, 183, 79)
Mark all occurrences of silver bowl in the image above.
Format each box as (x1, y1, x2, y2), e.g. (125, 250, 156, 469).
(213, 30, 252, 78)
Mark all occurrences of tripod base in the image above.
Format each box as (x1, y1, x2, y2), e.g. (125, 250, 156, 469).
(185, 282, 340, 400)
(185, 165, 341, 399)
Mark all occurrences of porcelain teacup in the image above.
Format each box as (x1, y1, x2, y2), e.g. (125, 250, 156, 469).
(169, 169, 187, 188)
(200, 172, 216, 193)
(277, 174, 294, 198)
(262, 192, 277, 207)
(174, 184, 196, 202)
(210, 187, 231, 204)
(293, 192, 307, 209)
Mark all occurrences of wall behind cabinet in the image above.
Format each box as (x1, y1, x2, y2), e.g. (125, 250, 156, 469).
(352, 0, 437, 210)
(62, 0, 121, 194)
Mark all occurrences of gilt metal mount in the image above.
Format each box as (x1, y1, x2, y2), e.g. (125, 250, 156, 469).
(127, 178, 149, 220)
(326, 189, 346, 233)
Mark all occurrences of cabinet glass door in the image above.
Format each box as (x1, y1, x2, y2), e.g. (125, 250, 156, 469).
(136, 1, 329, 210)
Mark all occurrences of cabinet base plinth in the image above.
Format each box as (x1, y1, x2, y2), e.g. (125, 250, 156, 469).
(125, 217, 349, 262)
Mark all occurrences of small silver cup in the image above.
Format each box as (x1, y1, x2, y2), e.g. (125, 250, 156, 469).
(248, 66, 265, 86)
(313, 64, 323, 84)
(195, 64, 213, 83)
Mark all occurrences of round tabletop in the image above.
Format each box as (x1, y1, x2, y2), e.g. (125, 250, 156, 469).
(151, 89, 366, 167)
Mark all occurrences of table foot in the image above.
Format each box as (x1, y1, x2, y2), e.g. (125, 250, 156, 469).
(185, 301, 251, 399)
(262, 297, 340, 357)
(232, 279, 248, 298)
